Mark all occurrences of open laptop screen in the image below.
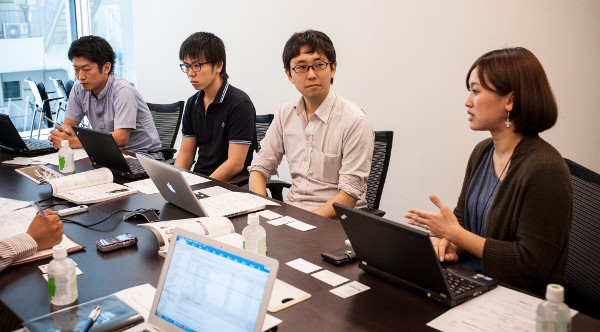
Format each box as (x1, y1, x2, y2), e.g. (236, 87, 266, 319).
(155, 235, 272, 331)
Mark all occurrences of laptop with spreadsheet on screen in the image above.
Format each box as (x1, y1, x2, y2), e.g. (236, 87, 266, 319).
(333, 203, 499, 307)
(134, 228, 279, 332)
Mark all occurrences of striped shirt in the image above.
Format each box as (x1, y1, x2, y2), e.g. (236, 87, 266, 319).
(249, 91, 374, 211)
(0, 233, 37, 272)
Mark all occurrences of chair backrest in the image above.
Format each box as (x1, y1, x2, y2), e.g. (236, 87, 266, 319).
(49, 76, 69, 101)
(564, 158, 600, 318)
(147, 101, 185, 149)
(365, 131, 394, 210)
(24, 77, 44, 107)
(64, 79, 74, 98)
(255, 114, 274, 152)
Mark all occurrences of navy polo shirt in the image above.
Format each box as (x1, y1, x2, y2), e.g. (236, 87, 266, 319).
(181, 81, 257, 175)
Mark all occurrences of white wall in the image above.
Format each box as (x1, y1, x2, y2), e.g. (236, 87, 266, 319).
(132, 0, 600, 221)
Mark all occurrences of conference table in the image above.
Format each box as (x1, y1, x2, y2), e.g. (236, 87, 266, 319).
(0, 149, 598, 331)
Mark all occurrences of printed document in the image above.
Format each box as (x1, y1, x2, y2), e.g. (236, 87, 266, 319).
(0, 207, 83, 264)
(48, 168, 137, 204)
(199, 192, 279, 217)
(427, 286, 578, 332)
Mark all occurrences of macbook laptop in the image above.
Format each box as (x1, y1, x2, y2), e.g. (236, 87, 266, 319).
(138, 155, 271, 218)
(333, 203, 499, 307)
(135, 227, 279, 332)
(71, 125, 147, 179)
(0, 114, 54, 154)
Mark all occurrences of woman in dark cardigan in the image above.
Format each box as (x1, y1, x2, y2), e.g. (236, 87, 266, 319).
(405, 47, 572, 296)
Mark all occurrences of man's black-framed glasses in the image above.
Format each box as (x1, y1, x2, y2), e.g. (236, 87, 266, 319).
(291, 61, 332, 74)
(180, 61, 210, 73)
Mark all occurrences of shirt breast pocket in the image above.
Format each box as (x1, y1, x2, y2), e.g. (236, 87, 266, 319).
(312, 150, 342, 184)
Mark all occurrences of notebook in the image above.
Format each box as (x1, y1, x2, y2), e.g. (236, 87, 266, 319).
(134, 228, 279, 332)
(71, 125, 147, 179)
(137, 154, 272, 218)
(333, 203, 499, 307)
(0, 114, 54, 154)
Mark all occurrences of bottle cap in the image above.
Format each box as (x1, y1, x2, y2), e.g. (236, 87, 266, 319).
(52, 245, 67, 259)
(545, 284, 564, 302)
(248, 213, 259, 225)
(61, 140, 69, 148)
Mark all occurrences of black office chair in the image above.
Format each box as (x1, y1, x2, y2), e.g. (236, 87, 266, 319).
(146, 101, 185, 163)
(362, 131, 393, 216)
(264, 130, 394, 216)
(24, 77, 62, 139)
(564, 158, 600, 319)
(229, 114, 275, 187)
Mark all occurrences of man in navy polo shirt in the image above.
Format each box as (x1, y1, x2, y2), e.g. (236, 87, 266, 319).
(174, 32, 256, 181)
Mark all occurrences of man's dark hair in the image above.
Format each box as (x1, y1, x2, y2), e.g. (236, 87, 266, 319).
(282, 30, 336, 84)
(68, 35, 115, 74)
(179, 32, 228, 81)
(466, 47, 557, 135)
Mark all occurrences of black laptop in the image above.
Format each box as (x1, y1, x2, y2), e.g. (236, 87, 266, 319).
(0, 114, 54, 154)
(71, 125, 147, 179)
(333, 203, 499, 307)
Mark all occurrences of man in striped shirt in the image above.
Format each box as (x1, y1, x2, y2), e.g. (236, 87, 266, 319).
(0, 210, 63, 271)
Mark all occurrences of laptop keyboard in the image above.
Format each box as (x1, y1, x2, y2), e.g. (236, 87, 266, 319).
(126, 159, 145, 173)
(24, 140, 51, 150)
(443, 269, 480, 296)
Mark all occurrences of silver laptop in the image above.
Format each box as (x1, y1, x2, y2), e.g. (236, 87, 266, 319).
(137, 228, 279, 332)
(137, 155, 268, 218)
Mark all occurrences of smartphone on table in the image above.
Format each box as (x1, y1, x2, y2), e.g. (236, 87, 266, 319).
(96, 233, 138, 252)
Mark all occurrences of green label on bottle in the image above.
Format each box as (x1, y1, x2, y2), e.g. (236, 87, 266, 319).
(59, 156, 65, 170)
(48, 277, 56, 299)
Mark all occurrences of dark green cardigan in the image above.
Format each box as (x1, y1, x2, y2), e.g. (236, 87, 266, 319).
(454, 135, 572, 296)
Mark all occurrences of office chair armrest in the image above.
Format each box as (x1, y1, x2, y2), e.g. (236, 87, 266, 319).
(42, 97, 63, 105)
(228, 174, 250, 187)
(148, 147, 178, 161)
(266, 180, 291, 201)
(360, 207, 386, 217)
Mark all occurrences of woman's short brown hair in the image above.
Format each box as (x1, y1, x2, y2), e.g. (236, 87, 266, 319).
(466, 47, 557, 135)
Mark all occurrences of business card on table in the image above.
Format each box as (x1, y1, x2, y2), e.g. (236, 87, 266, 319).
(286, 220, 316, 231)
(312, 269, 349, 287)
(267, 217, 293, 226)
(257, 210, 282, 220)
(330, 281, 370, 298)
(286, 258, 322, 274)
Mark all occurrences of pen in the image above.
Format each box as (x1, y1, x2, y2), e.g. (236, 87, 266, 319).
(81, 306, 100, 332)
(31, 201, 46, 217)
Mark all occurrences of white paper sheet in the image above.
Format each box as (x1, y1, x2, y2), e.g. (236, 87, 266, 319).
(0, 197, 30, 214)
(33, 149, 88, 166)
(267, 216, 294, 226)
(196, 185, 231, 197)
(200, 192, 279, 217)
(427, 286, 578, 332)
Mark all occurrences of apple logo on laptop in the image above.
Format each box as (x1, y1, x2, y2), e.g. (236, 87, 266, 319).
(167, 182, 176, 193)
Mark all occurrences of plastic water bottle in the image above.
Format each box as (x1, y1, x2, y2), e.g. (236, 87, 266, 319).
(536, 284, 571, 332)
(242, 213, 266, 256)
(47, 245, 78, 306)
(58, 140, 74, 173)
